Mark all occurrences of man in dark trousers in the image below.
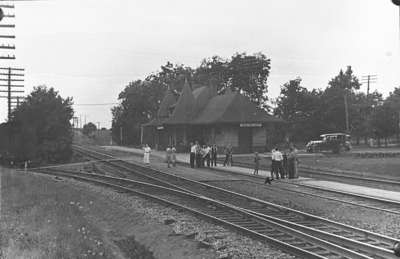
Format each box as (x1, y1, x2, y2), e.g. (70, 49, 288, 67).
(195, 141, 202, 168)
(211, 144, 218, 166)
(274, 147, 284, 179)
(189, 142, 195, 168)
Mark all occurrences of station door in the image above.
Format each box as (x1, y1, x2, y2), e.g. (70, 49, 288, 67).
(238, 127, 253, 153)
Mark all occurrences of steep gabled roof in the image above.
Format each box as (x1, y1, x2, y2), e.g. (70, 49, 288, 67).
(157, 88, 177, 119)
(192, 85, 215, 116)
(192, 91, 283, 124)
(164, 80, 195, 124)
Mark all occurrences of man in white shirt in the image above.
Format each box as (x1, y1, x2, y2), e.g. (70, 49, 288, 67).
(203, 145, 211, 167)
(272, 148, 284, 179)
(190, 142, 196, 168)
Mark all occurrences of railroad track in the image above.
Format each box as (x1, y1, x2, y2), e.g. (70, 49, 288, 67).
(86, 147, 400, 215)
(212, 159, 400, 214)
(33, 167, 389, 259)
(219, 159, 400, 188)
(67, 145, 399, 258)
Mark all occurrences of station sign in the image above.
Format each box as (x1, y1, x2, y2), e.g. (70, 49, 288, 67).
(240, 123, 262, 128)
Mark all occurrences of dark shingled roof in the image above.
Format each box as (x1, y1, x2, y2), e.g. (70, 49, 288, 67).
(192, 86, 214, 116)
(146, 82, 283, 127)
(164, 80, 195, 124)
(157, 88, 177, 119)
(192, 90, 283, 124)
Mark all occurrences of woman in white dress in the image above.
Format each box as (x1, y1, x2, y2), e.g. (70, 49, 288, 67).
(143, 144, 151, 165)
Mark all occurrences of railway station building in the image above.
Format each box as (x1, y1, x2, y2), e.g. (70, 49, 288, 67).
(142, 81, 285, 153)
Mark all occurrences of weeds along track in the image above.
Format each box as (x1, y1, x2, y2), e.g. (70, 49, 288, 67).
(68, 145, 399, 258)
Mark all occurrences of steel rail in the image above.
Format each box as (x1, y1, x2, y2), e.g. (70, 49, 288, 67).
(218, 158, 400, 187)
(32, 168, 375, 259)
(209, 158, 400, 214)
(72, 145, 399, 258)
(242, 180, 400, 216)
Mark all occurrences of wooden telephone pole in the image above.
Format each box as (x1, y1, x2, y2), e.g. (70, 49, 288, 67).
(0, 3, 16, 60)
(361, 75, 377, 97)
(0, 67, 24, 120)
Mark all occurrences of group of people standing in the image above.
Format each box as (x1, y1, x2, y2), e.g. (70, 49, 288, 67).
(189, 141, 218, 168)
(143, 141, 299, 183)
(263, 145, 299, 184)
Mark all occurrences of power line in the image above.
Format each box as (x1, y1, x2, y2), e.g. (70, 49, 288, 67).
(0, 67, 25, 119)
(361, 75, 377, 96)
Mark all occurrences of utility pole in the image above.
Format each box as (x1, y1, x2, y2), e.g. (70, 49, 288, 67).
(0, 67, 24, 120)
(361, 75, 377, 97)
(394, 1, 400, 40)
(0, 4, 16, 60)
(344, 91, 349, 133)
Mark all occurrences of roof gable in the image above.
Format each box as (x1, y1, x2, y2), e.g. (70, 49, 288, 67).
(193, 91, 283, 124)
(157, 88, 177, 119)
(165, 80, 195, 124)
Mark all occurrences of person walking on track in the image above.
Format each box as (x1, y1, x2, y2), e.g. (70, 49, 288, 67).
(253, 152, 260, 175)
(211, 144, 218, 167)
(190, 142, 196, 168)
(143, 144, 151, 166)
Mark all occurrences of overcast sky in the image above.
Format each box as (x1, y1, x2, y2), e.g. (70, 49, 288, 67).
(0, 0, 399, 128)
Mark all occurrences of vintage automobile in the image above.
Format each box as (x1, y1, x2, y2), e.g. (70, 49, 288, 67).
(306, 133, 351, 153)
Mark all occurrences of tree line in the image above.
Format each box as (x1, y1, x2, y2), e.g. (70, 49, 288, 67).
(275, 66, 400, 145)
(112, 53, 400, 147)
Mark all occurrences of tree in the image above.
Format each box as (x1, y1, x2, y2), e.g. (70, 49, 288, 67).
(274, 77, 322, 142)
(319, 66, 361, 133)
(193, 55, 229, 90)
(382, 87, 400, 141)
(4, 86, 74, 164)
(370, 103, 397, 146)
(146, 62, 193, 92)
(111, 79, 166, 145)
(82, 122, 97, 136)
(350, 91, 382, 144)
(226, 52, 271, 107)
(192, 53, 271, 108)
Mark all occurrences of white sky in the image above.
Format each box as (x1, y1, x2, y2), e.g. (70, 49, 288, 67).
(0, 0, 399, 128)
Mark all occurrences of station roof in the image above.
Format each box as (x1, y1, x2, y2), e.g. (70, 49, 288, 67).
(192, 90, 283, 124)
(145, 82, 284, 126)
(164, 80, 195, 124)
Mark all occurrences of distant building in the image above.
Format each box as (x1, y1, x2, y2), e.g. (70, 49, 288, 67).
(142, 81, 285, 153)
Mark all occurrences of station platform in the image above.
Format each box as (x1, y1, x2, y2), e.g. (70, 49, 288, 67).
(302, 180, 400, 203)
(102, 146, 400, 203)
(102, 146, 273, 178)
